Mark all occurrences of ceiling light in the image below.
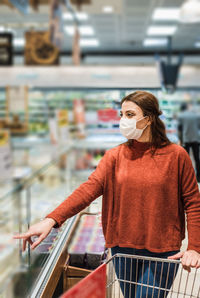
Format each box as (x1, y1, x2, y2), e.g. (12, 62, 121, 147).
(76, 12, 88, 20)
(62, 13, 73, 20)
(64, 26, 74, 35)
(62, 12, 88, 21)
(103, 6, 113, 13)
(180, 0, 200, 23)
(13, 38, 25, 47)
(194, 41, 200, 47)
(152, 8, 180, 21)
(80, 39, 99, 47)
(64, 26, 94, 36)
(143, 38, 168, 47)
(80, 26, 94, 35)
(147, 26, 177, 36)
(0, 26, 15, 35)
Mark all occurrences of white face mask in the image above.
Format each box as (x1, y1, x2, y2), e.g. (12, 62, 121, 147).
(120, 116, 148, 140)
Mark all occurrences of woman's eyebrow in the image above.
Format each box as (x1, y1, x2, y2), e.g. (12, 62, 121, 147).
(125, 110, 136, 113)
(120, 110, 136, 113)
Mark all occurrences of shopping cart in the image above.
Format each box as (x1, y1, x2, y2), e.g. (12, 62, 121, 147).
(106, 253, 200, 298)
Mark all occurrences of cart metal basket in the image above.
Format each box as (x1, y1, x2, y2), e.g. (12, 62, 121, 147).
(106, 254, 200, 298)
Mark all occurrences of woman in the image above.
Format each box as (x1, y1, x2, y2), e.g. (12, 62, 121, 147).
(14, 91, 200, 297)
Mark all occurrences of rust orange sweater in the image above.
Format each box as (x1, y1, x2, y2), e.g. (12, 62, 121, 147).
(46, 140, 200, 253)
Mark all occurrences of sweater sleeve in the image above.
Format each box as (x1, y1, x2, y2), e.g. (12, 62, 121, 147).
(180, 150, 200, 253)
(45, 150, 110, 227)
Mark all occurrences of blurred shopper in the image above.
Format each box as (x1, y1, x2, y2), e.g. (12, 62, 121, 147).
(14, 91, 200, 298)
(178, 102, 200, 182)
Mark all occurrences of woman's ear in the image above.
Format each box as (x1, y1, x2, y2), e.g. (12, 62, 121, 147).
(147, 115, 152, 126)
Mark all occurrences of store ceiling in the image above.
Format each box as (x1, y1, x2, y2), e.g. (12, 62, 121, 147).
(0, 0, 200, 64)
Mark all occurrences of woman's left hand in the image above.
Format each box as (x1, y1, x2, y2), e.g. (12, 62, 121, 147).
(168, 250, 200, 272)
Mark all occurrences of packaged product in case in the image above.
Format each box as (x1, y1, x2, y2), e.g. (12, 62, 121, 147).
(73, 99, 86, 138)
(35, 243, 52, 254)
(68, 214, 106, 270)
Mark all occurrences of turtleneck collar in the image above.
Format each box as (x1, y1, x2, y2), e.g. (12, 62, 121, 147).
(132, 139, 152, 151)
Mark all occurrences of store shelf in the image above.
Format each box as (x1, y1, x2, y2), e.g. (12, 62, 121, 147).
(11, 135, 50, 149)
(0, 89, 6, 122)
(28, 88, 200, 139)
(72, 169, 94, 178)
(72, 139, 123, 150)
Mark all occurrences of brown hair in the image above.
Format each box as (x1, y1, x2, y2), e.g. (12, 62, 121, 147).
(121, 90, 171, 150)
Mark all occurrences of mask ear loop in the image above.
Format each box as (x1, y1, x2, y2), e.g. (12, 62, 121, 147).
(137, 116, 149, 131)
(137, 115, 148, 122)
(144, 115, 153, 132)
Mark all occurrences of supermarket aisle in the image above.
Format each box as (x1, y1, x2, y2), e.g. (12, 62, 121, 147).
(0, 0, 200, 296)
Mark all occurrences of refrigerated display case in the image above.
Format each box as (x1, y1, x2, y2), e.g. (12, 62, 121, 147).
(0, 132, 121, 298)
(0, 143, 73, 298)
(29, 211, 107, 298)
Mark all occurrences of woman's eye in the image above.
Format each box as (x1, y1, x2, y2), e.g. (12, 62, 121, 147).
(120, 113, 134, 118)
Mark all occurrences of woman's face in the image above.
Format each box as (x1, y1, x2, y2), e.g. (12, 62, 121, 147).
(120, 101, 149, 129)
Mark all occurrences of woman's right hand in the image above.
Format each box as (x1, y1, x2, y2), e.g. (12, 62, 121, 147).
(13, 218, 57, 251)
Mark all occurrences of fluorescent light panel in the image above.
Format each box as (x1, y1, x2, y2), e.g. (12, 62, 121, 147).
(152, 8, 180, 21)
(195, 41, 200, 48)
(62, 12, 88, 20)
(180, 0, 200, 23)
(0, 26, 16, 35)
(13, 38, 25, 46)
(80, 39, 99, 47)
(143, 38, 168, 47)
(76, 12, 88, 20)
(147, 26, 177, 36)
(103, 6, 113, 13)
(64, 26, 94, 36)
